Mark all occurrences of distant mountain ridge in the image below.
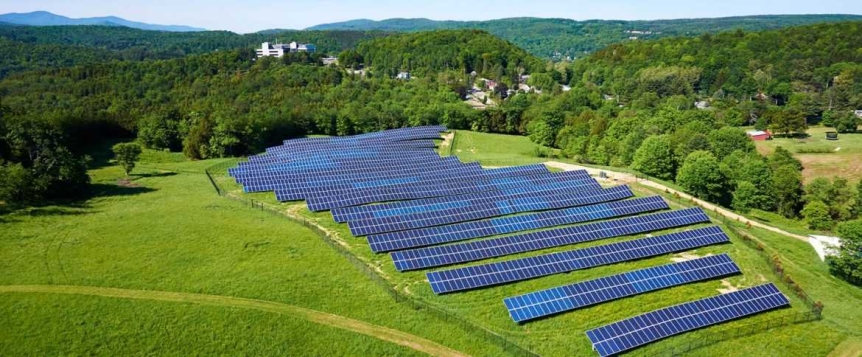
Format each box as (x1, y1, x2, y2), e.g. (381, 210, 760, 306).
(0, 11, 205, 32)
(307, 15, 862, 59)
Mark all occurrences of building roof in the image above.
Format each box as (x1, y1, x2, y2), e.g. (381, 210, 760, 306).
(746, 130, 770, 136)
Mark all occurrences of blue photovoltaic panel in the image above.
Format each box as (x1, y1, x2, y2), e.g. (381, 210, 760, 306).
(350, 185, 633, 236)
(392, 207, 711, 271)
(586, 283, 790, 357)
(271, 126, 445, 149)
(247, 147, 436, 166)
(368, 195, 667, 252)
(425, 226, 730, 294)
(303, 164, 557, 209)
(504, 254, 741, 323)
(236, 156, 465, 183)
(231, 153, 449, 178)
(262, 140, 438, 159)
(270, 162, 525, 199)
(241, 161, 481, 193)
(331, 170, 594, 222)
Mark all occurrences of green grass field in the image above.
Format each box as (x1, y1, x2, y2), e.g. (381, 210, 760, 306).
(753, 126, 862, 183)
(3, 131, 861, 356)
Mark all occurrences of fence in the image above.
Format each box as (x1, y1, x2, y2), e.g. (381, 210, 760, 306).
(204, 161, 538, 357)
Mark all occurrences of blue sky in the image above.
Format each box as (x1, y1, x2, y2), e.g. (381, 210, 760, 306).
(1, 0, 861, 33)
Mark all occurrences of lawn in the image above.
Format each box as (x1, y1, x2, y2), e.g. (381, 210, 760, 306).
(0, 150, 507, 356)
(753, 126, 862, 183)
(210, 130, 862, 356)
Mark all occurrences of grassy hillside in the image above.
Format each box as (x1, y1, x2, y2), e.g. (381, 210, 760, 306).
(0, 150, 507, 356)
(308, 15, 862, 59)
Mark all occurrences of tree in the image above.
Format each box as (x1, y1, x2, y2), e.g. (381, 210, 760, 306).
(631, 135, 676, 181)
(732, 181, 761, 213)
(112, 143, 142, 177)
(834, 111, 859, 133)
(772, 165, 804, 218)
(801, 200, 833, 230)
(0, 162, 33, 205)
(138, 110, 182, 151)
(767, 146, 802, 171)
(707, 126, 755, 160)
(676, 151, 728, 203)
(766, 107, 807, 137)
(855, 180, 862, 218)
(828, 219, 862, 286)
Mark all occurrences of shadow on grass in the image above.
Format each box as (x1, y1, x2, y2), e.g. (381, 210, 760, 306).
(89, 183, 156, 199)
(131, 171, 178, 179)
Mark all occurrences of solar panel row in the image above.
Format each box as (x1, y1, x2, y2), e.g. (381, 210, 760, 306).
(232, 153, 447, 177)
(274, 162, 552, 200)
(504, 254, 742, 323)
(331, 170, 595, 222)
(243, 161, 482, 194)
(304, 164, 558, 209)
(349, 184, 630, 236)
(392, 207, 711, 271)
(585, 283, 790, 356)
(426, 226, 730, 294)
(238, 156, 469, 184)
(367, 195, 668, 253)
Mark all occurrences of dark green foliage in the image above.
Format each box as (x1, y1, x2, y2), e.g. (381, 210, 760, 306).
(732, 181, 761, 213)
(355, 30, 542, 80)
(707, 126, 755, 160)
(630, 135, 676, 180)
(804, 177, 854, 221)
(768, 146, 803, 171)
(0, 25, 388, 77)
(772, 165, 804, 218)
(828, 219, 862, 286)
(721, 151, 775, 211)
(676, 150, 729, 204)
(802, 200, 834, 230)
(0, 118, 90, 205)
(138, 110, 183, 151)
(112, 142, 142, 176)
(573, 22, 862, 115)
(308, 15, 862, 59)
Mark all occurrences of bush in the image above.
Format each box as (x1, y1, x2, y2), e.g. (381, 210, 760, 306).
(0, 162, 33, 205)
(801, 200, 833, 230)
(828, 220, 862, 286)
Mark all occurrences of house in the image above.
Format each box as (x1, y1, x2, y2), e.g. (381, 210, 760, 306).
(519, 74, 531, 83)
(695, 101, 710, 110)
(396, 72, 411, 80)
(854, 110, 862, 118)
(256, 41, 316, 58)
(322, 57, 338, 66)
(484, 79, 497, 91)
(746, 130, 772, 141)
(562, 85, 572, 92)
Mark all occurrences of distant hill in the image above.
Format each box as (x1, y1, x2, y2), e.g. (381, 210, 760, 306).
(0, 11, 206, 32)
(308, 15, 862, 59)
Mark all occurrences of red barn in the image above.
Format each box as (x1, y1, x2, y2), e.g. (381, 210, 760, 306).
(746, 130, 772, 141)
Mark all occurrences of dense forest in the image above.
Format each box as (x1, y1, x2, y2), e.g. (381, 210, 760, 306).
(351, 30, 544, 80)
(0, 24, 388, 77)
(308, 15, 862, 59)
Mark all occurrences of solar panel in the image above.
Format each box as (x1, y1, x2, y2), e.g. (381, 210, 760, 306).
(351, 185, 634, 236)
(392, 207, 711, 271)
(241, 161, 480, 193)
(425, 225, 730, 294)
(368, 195, 668, 253)
(504, 254, 741, 323)
(585, 283, 790, 356)
(304, 164, 557, 209)
(235, 156, 465, 182)
(331, 170, 595, 222)
(231, 153, 447, 177)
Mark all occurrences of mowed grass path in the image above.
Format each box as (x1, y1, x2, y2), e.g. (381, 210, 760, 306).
(754, 126, 862, 182)
(0, 156, 506, 356)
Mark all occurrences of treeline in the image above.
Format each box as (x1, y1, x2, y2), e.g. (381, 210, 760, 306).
(308, 15, 862, 59)
(0, 24, 389, 77)
(351, 30, 544, 81)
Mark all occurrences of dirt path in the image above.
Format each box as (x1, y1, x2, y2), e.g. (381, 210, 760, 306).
(544, 161, 809, 242)
(0, 285, 469, 357)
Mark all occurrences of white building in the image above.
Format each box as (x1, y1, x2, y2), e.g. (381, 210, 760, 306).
(256, 42, 316, 58)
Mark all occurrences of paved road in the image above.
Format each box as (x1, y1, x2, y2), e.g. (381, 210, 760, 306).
(0, 285, 469, 357)
(544, 161, 809, 242)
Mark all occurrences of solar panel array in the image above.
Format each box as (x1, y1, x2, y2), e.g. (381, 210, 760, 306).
(393, 207, 711, 271)
(586, 283, 790, 356)
(368, 195, 669, 252)
(504, 254, 742, 323)
(228, 126, 790, 355)
(426, 226, 731, 294)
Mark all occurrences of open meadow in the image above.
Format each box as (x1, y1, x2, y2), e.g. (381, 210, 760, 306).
(754, 126, 862, 183)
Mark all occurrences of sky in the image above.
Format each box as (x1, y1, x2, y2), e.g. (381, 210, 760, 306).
(1, 0, 862, 33)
